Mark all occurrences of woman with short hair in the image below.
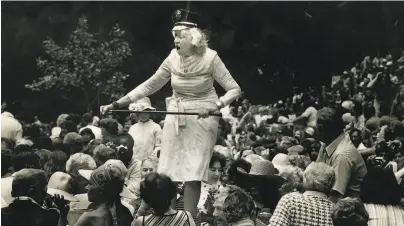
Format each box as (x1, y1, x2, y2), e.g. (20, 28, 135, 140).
(132, 173, 195, 226)
(270, 162, 335, 226)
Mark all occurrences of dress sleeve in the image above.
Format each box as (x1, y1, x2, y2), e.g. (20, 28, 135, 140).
(125, 52, 173, 102)
(212, 55, 241, 106)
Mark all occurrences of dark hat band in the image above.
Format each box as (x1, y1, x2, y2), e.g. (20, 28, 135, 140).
(174, 21, 198, 28)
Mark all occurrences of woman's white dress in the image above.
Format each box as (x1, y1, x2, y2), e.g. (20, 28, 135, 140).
(126, 48, 241, 182)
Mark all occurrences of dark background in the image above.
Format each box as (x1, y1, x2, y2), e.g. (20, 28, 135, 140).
(2, 1, 404, 121)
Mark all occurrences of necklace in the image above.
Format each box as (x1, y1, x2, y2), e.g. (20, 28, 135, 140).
(180, 56, 191, 73)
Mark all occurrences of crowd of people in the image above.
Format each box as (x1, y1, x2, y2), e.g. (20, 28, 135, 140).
(2, 46, 404, 226)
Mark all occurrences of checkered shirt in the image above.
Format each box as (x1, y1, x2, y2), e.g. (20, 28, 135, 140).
(269, 192, 334, 226)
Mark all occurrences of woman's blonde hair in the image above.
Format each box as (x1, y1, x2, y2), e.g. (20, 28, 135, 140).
(181, 28, 208, 55)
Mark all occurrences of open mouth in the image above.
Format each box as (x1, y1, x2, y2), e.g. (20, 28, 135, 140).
(175, 46, 180, 50)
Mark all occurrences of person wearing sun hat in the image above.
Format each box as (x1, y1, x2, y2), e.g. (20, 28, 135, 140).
(128, 97, 162, 162)
(75, 160, 134, 226)
(101, 8, 241, 220)
(235, 159, 284, 212)
(47, 172, 77, 202)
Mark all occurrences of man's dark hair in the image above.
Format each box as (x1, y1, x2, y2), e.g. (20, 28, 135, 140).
(82, 113, 93, 125)
(11, 168, 47, 198)
(13, 151, 40, 172)
(140, 173, 177, 216)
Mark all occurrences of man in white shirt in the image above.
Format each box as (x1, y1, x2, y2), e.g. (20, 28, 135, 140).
(1, 112, 23, 142)
(128, 97, 162, 162)
(79, 113, 102, 140)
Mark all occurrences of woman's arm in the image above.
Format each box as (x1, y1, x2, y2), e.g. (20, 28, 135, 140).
(212, 55, 241, 106)
(367, 73, 380, 88)
(359, 146, 376, 157)
(117, 67, 171, 107)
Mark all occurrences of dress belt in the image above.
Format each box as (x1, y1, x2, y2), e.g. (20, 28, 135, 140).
(166, 97, 186, 135)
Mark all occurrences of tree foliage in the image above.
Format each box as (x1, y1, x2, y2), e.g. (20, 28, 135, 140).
(26, 16, 132, 110)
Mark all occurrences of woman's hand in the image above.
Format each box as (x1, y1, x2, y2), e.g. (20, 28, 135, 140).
(197, 107, 220, 119)
(197, 109, 210, 119)
(100, 104, 114, 115)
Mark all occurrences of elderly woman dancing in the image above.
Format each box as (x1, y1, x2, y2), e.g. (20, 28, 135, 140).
(101, 9, 241, 220)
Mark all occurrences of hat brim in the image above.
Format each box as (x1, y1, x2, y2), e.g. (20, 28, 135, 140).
(138, 107, 156, 112)
(78, 169, 93, 181)
(47, 188, 78, 202)
(237, 168, 284, 185)
(79, 170, 137, 200)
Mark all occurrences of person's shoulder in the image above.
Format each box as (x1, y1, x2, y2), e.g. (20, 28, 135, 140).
(280, 192, 301, 203)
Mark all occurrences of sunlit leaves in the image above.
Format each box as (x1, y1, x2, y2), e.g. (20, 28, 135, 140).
(26, 15, 132, 108)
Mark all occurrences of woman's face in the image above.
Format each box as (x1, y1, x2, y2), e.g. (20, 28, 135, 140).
(173, 30, 193, 56)
(208, 161, 222, 184)
(141, 160, 156, 179)
(82, 133, 92, 143)
(87, 177, 103, 203)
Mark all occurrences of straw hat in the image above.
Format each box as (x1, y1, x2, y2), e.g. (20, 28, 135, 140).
(47, 172, 77, 201)
(237, 159, 284, 185)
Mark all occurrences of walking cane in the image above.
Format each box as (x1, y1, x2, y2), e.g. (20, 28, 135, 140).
(108, 109, 222, 117)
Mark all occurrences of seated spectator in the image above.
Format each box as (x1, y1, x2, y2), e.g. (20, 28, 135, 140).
(1, 169, 60, 226)
(74, 161, 133, 226)
(13, 151, 40, 172)
(235, 159, 284, 213)
(100, 118, 119, 143)
(332, 197, 369, 226)
(79, 113, 102, 140)
(80, 128, 96, 145)
(34, 149, 52, 170)
(92, 144, 118, 167)
(278, 165, 304, 196)
(44, 150, 68, 179)
(60, 120, 77, 139)
(270, 162, 335, 226)
(360, 168, 404, 226)
(63, 132, 85, 155)
(222, 188, 257, 226)
(65, 153, 97, 194)
(132, 173, 195, 226)
(198, 152, 226, 214)
(46, 172, 77, 202)
(50, 114, 69, 140)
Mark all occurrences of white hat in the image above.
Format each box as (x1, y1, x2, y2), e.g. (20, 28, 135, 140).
(47, 172, 77, 201)
(129, 97, 155, 112)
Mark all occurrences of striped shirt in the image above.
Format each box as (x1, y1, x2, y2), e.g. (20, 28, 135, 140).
(136, 211, 195, 226)
(365, 204, 404, 226)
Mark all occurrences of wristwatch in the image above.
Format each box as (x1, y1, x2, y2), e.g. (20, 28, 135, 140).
(112, 101, 120, 109)
(215, 100, 225, 109)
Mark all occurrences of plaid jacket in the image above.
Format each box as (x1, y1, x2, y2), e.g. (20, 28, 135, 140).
(269, 192, 333, 226)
